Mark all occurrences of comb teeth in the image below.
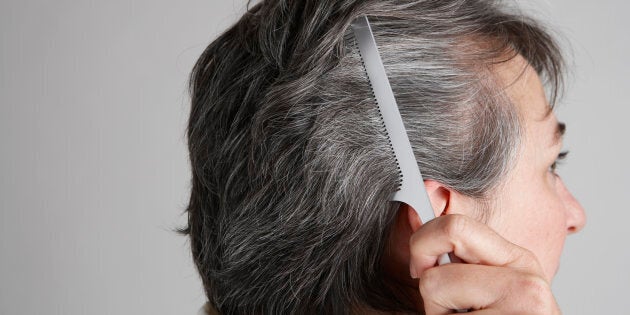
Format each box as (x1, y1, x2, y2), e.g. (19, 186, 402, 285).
(353, 37, 404, 190)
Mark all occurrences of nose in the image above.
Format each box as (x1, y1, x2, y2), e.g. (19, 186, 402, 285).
(558, 178, 586, 234)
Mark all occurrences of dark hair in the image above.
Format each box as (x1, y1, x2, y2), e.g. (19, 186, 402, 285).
(183, 0, 565, 313)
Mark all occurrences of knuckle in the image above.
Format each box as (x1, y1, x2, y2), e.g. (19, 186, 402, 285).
(519, 274, 547, 293)
(514, 274, 556, 313)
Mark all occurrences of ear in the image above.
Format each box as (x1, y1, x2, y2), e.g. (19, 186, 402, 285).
(382, 180, 474, 285)
(404, 180, 470, 233)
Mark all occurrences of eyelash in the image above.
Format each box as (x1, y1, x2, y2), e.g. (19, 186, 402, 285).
(549, 150, 569, 174)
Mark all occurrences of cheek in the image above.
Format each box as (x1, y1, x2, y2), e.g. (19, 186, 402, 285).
(488, 185, 567, 279)
(528, 210, 567, 280)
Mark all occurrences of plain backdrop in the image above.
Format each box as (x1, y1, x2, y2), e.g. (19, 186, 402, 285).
(1, 0, 628, 314)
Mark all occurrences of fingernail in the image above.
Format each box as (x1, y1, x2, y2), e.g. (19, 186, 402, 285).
(409, 261, 418, 279)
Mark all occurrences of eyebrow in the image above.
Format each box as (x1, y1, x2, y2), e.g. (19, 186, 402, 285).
(552, 121, 566, 147)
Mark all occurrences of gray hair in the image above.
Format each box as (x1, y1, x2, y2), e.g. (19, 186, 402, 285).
(184, 0, 565, 313)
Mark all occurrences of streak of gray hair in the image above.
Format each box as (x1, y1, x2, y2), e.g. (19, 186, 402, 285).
(184, 0, 565, 314)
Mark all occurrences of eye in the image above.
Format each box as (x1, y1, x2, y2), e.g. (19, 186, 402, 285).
(549, 150, 569, 175)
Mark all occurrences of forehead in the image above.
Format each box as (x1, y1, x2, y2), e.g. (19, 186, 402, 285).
(492, 54, 559, 146)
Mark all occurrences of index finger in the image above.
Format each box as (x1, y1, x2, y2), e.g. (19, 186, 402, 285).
(409, 214, 543, 276)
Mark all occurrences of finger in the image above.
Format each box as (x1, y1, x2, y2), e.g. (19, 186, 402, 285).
(409, 214, 542, 276)
(420, 264, 556, 315)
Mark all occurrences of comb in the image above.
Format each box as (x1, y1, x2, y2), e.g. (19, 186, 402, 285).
(351, 16, 452, 266)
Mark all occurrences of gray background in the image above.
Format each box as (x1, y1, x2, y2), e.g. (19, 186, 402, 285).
(0, 0, 627, 314)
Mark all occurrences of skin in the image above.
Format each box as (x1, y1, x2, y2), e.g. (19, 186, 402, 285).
(386, 54, 586, 314)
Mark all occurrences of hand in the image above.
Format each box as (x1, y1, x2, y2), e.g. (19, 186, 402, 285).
(409, 214, 561, 314)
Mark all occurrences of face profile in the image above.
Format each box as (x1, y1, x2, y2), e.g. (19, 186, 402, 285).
(184, 1, 586, 314)
(484, 54, 586, 281)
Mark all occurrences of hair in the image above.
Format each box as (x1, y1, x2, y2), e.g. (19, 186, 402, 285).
(183, 0, 565, 313)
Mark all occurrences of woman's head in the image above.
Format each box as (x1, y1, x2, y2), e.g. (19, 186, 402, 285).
(185, 0, 572, 313)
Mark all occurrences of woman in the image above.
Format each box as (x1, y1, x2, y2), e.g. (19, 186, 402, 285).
(184, 0, 586, 313)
